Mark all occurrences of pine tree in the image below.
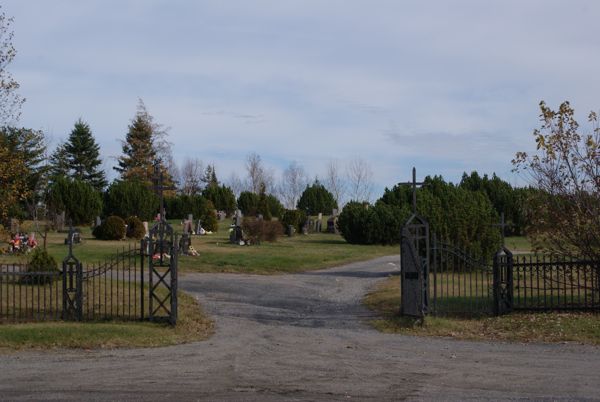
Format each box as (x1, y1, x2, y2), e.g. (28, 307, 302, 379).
(115, 100, 174, 192)
(48, 142, 69, 181)
(63, 119, 107, 191)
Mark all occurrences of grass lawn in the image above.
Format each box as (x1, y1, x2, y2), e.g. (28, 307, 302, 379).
(1, 220, 398, 274)
(505, 236, 533, 253)
(182, 221, 397, 274)
(364, 275, 600, 345)
(0, 291, 213, 351)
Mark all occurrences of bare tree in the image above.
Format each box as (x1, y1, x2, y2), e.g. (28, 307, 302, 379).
(278, 161, 308, 209)
(226, 172, 244, 199)
(179, 158, 204, 196)
(513, 100, 600, 259)
(0, 6, 25, 126)
(346, 157, 374, 202)
(245, 152, 274, 194)
(324, 159, 346, 208)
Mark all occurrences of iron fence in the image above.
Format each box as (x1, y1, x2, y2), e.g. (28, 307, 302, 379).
(0, 244, 148, 323)
(423, 237, 600, 317)
(0, 263, 62, 322)
(428, 237, 494, 317)
(511, 255, 600, 311)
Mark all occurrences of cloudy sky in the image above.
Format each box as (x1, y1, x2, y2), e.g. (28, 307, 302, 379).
(4, 0, 600, 198)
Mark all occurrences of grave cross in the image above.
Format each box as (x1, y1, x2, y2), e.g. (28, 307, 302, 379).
(153, 160, 176, 223)
(493, 212, 509, 247)
(399, 167, 426, 215)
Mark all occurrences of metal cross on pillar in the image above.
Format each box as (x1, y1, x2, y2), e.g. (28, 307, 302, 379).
(153, 160, 174, 222)
(399, 167, 426, 215)
(148, 159, 178, 325)
(493, 212, 509, 247)
(62, 220, 82, 321)
(399, 167, 429, 317)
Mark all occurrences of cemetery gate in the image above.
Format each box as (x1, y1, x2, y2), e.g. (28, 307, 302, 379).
(400, 222, 600, 317)
(0, 227, 179, 324)
(398, 166, 600, 317)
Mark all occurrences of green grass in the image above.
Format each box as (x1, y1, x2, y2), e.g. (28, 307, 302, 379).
(1, 220, 397, 274)
(505, 236, 532, 253)
(181, 221, 396, 274)
(364, 275, 600, 344)
(0, 291, 213, 351)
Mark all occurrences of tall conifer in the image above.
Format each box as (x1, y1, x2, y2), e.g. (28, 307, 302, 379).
(63, 119, 107, 191)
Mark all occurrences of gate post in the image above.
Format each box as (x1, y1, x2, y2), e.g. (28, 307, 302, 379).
(62, 226, 82, 321)
(493, 247, 514, 316)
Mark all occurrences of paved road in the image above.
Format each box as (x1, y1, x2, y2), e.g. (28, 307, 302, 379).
(2, 255, 600, 401)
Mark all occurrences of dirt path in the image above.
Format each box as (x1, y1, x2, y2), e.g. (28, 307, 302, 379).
(1, 255, 600, 401)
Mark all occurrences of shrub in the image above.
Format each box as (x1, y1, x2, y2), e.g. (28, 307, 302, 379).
(104, 180, 158, 221)
(202, 184, 237, 216)
(93, 215, 126, 240)
(47, 176, 103, 225)
(202, 203, 219, 232)
(281, 209, 306, 233)
(125, 216, 145, 239)
(297, 181, 338, 215)
(242, 217, 284, 244)
(266, 194, 284, 218)
(237, 191, 259, 216)
(337, 201, 406, 245)
(22, 248, 59, 284)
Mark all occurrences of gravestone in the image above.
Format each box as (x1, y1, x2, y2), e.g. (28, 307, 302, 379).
(196, 219, 203, 235)
(10, 218, 19, 234)
(327, 216, 338, 234)
(94, 216, 102, 228)
(56, 212, 66, 232)
(234, 210, 243, 227)
(217, 211, 227, 221)
(183, 220, 193, 235)
(332, 208, 338, 217)
(316, 213, 323, 232)
(142, 221, 149, 237)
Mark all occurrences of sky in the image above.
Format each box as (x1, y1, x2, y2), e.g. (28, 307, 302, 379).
(4, 0, 600, 199)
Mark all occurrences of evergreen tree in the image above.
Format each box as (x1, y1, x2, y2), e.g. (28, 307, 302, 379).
(297, 181, 338, 215)
(63, 119, 107, 191)
(48, 142, 69, 181)
(114, 100, 174, 191)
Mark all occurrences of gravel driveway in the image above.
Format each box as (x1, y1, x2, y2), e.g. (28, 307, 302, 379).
(1, 255, 599, 401)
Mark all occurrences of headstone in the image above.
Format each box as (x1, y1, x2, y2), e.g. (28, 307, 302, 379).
(179, 233, 191, 254)
(316, 213, 323, 232)
(94, 216, 102, 228)
(196, 219, 203, 235)
(217, 211, 227, 221)
(257, 214, 264, 221)
(188, 214, 193, 222)
(56, 211, 65, 232)
(234, 210, 243, 227)
(332, 209, 338, 217)
(183, 220, 193, 235)
(229, 226, 244, 244)
(10, 218, 19, 234)
(143, 221, 149, 237)
(327, 216, 338, 234)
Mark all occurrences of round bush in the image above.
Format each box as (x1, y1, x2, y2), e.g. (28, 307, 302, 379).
(126, 216, 146, 239)
(93, 215, 126, 240)
(23, 248, 59, 284)
(281, 209, 306, 233)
